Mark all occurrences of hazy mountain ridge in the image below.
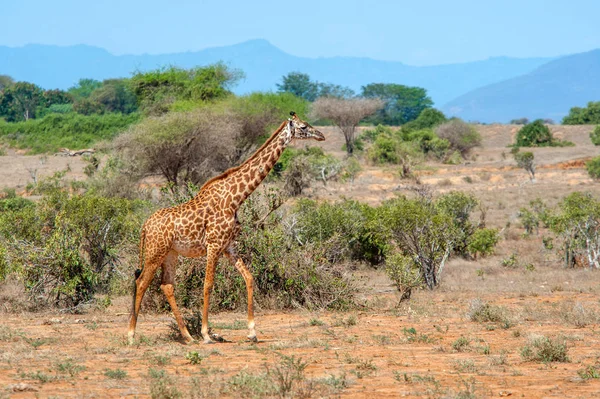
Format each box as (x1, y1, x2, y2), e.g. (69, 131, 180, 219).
(0, 39, 551, 107)
(442, 49, 600, 123)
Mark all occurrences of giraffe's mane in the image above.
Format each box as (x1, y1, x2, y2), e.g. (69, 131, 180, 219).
(198, 119, 288, 192)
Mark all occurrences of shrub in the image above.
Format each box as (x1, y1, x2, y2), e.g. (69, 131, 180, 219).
(400, 108, 447, 133)
(548, 192, 600, 269)
(587, 156, 600, 179)
(379, 197, 456, 289)
(0, 112, 140, 154)
(112, 107, 270, 190)
(435, 119, 481, 156)
(514, 150, 536, 181)
(436, 191, 479, 258)
(515, 120, 573, 147)
(402, 129, 450, 159)
(520, 335, 569, 363)
(144, 190, 359, 313)
(293, 199, 388, 264)
(359, 124, 395, 143)
(590, 126, 600, 145)
(385, 252, 422, 301)
(563, 101, 600, 124)
(467, 228, 499, 258)
(515, 120, 553, 147)
(468, 299, 506, 323)
(0, 189, 146, 308)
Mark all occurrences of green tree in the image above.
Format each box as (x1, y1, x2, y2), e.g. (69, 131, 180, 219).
(563, 101, 600, 125)
(89, 79, 137, 114)
(277, 72, 354, 101)
(68, 79, 103, 101)
(361, 83, 433, 125)
(0, 82, 45, 121)
(129, 63, 242, 114)
(276, 72, 320, 101)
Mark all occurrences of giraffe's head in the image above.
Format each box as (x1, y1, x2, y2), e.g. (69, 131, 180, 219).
(286, 111, 325, 141)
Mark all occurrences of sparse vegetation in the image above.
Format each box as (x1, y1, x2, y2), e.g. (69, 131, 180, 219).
(520, 335, 569, 363)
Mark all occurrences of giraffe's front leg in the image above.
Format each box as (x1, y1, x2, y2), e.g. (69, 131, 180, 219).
(202, 245, 220, 344)
(225, 247, 257, 342)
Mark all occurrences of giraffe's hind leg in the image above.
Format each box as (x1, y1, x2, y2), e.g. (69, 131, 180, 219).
(225, 247, 257, 342)
(160, 251, 194, 344)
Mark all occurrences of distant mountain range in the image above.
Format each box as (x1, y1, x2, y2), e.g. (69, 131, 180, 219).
(442, 49, 600, 123)
(1, 39, 599, 122)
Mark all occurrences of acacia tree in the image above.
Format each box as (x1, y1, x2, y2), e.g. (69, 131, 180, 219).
(311, 97, 383, 155)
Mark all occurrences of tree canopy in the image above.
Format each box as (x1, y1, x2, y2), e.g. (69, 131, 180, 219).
(361, 83, 433, 125)
(276, 72, 354, 101)
(562, 101, 600, 125)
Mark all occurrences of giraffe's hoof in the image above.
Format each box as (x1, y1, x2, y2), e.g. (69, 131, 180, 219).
(247, 335, 258, 343)
(183, 336, 195, 345)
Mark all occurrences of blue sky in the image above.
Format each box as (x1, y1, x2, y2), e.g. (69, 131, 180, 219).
(2, 0, 599, 65)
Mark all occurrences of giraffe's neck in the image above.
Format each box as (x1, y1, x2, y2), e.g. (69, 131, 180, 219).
(206, 121, 290, 210)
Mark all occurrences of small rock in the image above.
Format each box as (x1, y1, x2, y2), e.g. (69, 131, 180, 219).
(74, 319, 86, 324)
(9, 383, 38, 392)
(499, 391, 512, 397)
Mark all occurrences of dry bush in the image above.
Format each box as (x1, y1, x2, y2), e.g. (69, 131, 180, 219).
(311, 97, 383, 155)
(468, 299, 508, 324)
(435, 119, 481, 156)
(112, 108, 274, 191)
(560, 302, 598, 328)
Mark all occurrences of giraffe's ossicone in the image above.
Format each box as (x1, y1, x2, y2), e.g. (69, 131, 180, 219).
(128, 112, 325, 344)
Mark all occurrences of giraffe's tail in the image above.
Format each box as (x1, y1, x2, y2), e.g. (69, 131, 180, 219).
(131, 226, 146, 317)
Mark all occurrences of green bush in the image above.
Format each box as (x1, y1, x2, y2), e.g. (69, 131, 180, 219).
(467, 228, 499, 258)
(160, 191, 359, 312)
(436, 191, 479, 257)
(515, 120, 553, 146)
(379, 196, 456, 289)
(293, 199, 388, 264)
(402, 129, 450, 159)
(0, 189, 146, 308)
(515, 120, 573, 147)
(400, 108, 447, 133)
(563, 101, 600, 124)
(521, 335, 569, 363)
(590, 126, 600, 145)
(587, 156, 600, 179)
(0, 112, 140, 153)
(359, 124, 395, 143)
(385, 252, 422, 301)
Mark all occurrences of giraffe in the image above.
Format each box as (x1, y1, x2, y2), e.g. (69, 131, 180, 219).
(128, 112, 325, 344)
